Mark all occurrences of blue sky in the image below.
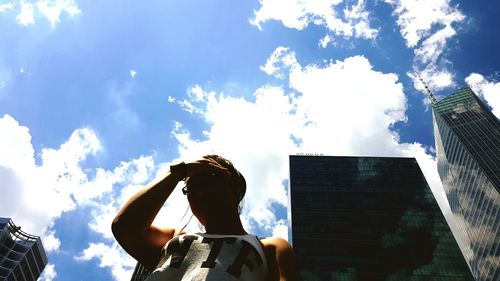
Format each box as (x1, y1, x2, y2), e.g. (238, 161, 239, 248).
(1, 0, 499, 280)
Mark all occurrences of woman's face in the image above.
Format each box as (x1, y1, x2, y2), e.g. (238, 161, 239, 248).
(185, 171, 238, 226)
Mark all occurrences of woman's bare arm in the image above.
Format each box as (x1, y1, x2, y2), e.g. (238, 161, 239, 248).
(111, 158, 231, 269)
(111, 171, 181, 269)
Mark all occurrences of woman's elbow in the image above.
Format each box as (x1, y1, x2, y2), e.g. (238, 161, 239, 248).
(111, 216, 126, 239)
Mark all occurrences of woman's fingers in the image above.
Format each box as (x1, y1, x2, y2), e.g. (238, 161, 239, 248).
(185, 158, 230, 177)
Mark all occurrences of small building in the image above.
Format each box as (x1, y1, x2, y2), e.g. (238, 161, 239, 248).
(0, 217, 48, 281)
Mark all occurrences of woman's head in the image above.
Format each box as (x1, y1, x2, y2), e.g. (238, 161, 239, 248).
(205, 155, 246, 201)
(184, 155, 246, 226)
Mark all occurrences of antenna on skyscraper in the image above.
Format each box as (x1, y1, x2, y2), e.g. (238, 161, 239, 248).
(414, 72, 438, 104)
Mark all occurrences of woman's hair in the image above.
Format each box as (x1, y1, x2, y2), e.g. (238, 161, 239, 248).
(203, 154, 246, 204)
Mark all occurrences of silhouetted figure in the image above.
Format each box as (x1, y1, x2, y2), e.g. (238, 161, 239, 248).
(112, 155, 298, 280)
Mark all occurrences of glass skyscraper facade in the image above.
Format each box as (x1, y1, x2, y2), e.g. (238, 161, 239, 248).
(432, 87, 500, 281)
(0, 217, 48, 281)
(289, 155, 474, 281)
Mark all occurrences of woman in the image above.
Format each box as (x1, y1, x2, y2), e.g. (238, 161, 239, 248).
(112, 155, 299, 280)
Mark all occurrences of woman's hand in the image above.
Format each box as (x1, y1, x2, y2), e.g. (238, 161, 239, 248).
(184, 156, 231, 178)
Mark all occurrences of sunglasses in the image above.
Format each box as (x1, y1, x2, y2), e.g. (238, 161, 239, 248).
(181, 171, 227, 195)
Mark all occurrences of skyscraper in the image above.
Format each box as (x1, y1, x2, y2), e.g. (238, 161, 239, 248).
(289, 155, 474, 280)
(432, 87, 500, 281)
(0, 217, 48, 281)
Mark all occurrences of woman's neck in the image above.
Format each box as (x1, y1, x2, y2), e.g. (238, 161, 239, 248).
(204, 213, 247, 235)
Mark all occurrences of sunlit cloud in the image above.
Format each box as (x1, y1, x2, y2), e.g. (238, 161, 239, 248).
(16, 1, 35, 25)
(35, 0, 81, 27)
(260, 46, 298, 79)
(385, 0, 464, 48)
(385, 0, 465, 94)
(0, 3, 14, 12)
(75, 242, 136, 281)
(0, 114, 101, 238)
(251, 0, 465, 94)
(5, 0, 81, 27)
(38, 263, 57, 281)
(465, 73, 500, 117)
(250, 0, 378, 47)
(0, 114, 109, 279)
(129, 69, 137, 79)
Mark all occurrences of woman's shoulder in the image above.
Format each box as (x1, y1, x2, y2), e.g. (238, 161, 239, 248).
(260, 237, 293, 250)
(259, 237, 299, 281)
(259, 237, 295, 262)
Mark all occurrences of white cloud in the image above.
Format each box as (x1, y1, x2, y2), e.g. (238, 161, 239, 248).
(38, 263, 57, 281)
(408, 66, 455, 98)
(260, 46, 298, 79)
(274, 50, 409, 157)
(0, 114, 108, 251)
(343, 0, 378, 39)
(271, 219, 289, 240)
(42, 230, 61, 253)
(0, 3, 14, 12)
(35, 0, 81, 27)
(250, 0, 378, 46)
(129, 69, 137, 78)
(8, 0, 81, 27)
(465, 73, 500, 118)
(253, 0, 466, 93)
(413, 24, 456, 65)
(385, 0, 464, 48)
(16, 1, 35, 26)
(75, 242, 136, 281)
(173, 83, 299, 234)
(318, 34, 333, 48)
(85, 157, 156, 240)
(385, 0, 465, 95)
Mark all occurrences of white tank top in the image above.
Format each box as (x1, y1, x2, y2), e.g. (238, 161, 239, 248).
(146, 233, 268, 281)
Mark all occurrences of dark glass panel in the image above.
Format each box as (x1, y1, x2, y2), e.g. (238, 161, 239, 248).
(290, 156, 474, 281)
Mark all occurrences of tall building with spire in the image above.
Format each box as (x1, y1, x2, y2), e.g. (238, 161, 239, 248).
(289, 155, 474, 280)
(0, 217, 48, 281)
(432, 87, 500, 281)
